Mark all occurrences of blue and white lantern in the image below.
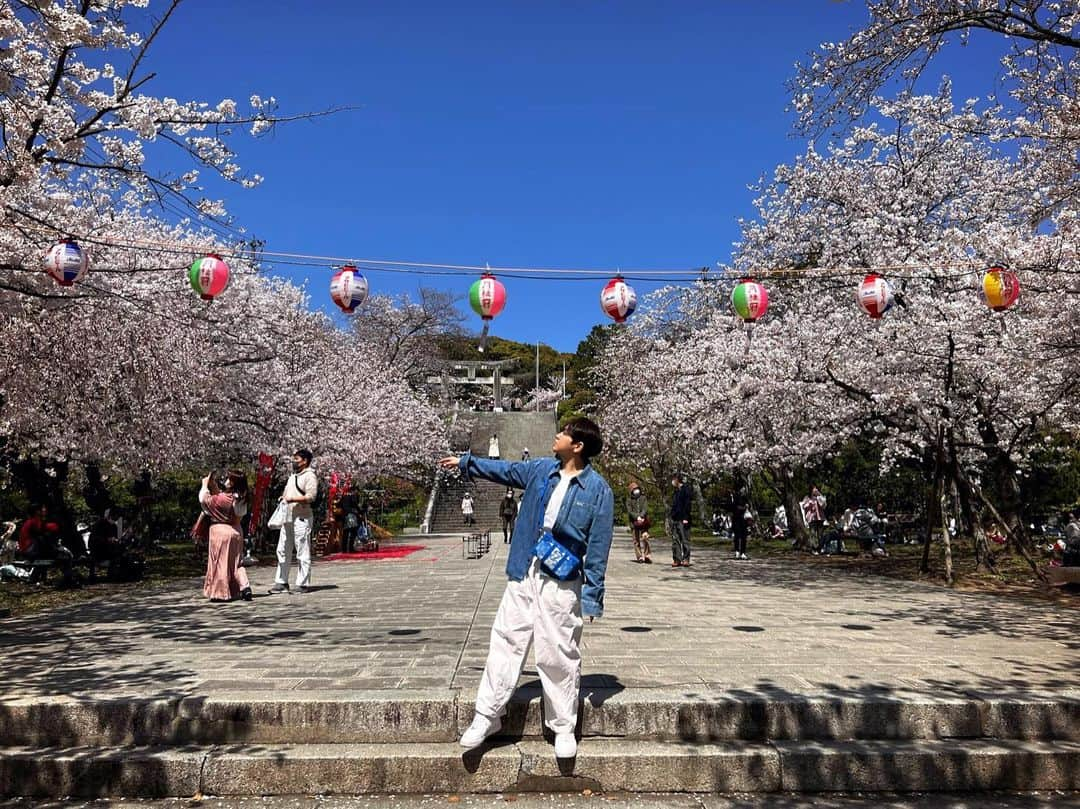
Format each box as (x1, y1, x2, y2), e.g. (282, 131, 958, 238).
(330, 265, 370, 313)
(43, 239, 90, 286)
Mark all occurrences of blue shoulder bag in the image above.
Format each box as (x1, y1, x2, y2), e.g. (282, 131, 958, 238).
(534, 474, 583, 580)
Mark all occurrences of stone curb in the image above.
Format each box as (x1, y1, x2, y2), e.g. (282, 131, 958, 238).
(774, 739, 1080, 792)
(2, 692, 1077, 747)
(2, 739, 1079, 797)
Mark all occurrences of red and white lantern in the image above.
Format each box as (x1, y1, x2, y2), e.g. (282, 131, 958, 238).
(600, 276, 637, 323)
(856, 273, 894, 319)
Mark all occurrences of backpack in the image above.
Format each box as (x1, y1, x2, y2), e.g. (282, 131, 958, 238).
(294, 473, 325, 517)
(307, 478, 327, 520)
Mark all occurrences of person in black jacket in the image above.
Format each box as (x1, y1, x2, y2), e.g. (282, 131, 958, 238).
(669, 473, 693, 567)
(498, 488, 518, 544)
(730, 488, 750, 560)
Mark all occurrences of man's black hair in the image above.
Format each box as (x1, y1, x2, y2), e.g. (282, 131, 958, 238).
(672, 472, 684, 483)
(562, 417, 603, 462)
(294, 448, 313, 464)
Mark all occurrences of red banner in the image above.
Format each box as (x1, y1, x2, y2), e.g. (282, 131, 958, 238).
(248, 451, 275, 535)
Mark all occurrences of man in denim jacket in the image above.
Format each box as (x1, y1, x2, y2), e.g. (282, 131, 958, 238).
(439, 417, 614, 760)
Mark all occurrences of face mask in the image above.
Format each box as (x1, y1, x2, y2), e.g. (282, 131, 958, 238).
(292, 462, 302, 472)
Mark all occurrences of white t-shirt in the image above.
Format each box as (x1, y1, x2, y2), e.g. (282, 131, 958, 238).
(543, 469, 579, 531)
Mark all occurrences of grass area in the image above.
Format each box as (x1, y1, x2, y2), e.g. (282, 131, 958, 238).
(690, 531, 1079, 604)
(0, 540, 212, 619)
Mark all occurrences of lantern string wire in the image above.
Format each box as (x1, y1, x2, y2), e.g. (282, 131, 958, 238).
(5, 213, 1080, 283)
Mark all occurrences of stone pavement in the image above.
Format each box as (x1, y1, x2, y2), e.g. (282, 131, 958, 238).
(0, 533, 1076, 703)
(1, 792, 1079, 809)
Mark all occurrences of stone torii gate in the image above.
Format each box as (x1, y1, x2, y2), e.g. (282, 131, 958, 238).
(428, 359, 517, 410)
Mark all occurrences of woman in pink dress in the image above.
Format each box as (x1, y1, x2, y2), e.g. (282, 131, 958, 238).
(201, 470, 253, 602)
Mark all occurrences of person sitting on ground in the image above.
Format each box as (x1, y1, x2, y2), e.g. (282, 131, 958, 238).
(1063, 508, 1080, 567)
(771, 504, 788, 540)
(17, 504, 75, 585)
(88, 509, 123, 581)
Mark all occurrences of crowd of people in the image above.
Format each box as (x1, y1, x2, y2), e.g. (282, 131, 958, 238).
(0, 502, 147, 588)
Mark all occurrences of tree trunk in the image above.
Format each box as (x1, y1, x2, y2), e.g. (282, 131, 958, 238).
(954, 469, 994, 572)
(777, 464, 810, 550)
(942, 484, 955, 586)
(973, 485, 1046, 581)
(692, 479, 709, 527)
(921, 427, 945, 574)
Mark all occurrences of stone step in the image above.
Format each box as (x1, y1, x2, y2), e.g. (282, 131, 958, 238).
(2, 690, 1077, 747)
(2, 738, 1078, 798)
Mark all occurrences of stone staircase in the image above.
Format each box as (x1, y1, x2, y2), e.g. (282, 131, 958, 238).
(430, 475, 508, 536)
(2, 689, 1078, 797)
(428, 411, 559, 535)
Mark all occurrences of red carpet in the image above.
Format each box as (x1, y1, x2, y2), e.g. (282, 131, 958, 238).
(323, 545, 426, 562)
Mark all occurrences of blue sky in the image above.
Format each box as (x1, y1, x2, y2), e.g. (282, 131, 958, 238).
(143, 1, 996, 353)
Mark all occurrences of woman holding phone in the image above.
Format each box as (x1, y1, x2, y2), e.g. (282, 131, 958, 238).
(200, 469, 253, 602)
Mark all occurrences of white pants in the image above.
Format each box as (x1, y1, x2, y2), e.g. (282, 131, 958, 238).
(475, 557, 583, 734)
(275, 517, 312, 587)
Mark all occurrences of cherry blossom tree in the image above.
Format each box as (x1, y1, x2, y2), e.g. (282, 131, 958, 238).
(792, 1, 1078, 206)
(0, 1, 446, 510)
(349, 287, 467, 393)
(593, 90, 1080, 572)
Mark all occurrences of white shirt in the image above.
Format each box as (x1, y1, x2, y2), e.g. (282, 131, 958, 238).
(543, 469, 579, 531)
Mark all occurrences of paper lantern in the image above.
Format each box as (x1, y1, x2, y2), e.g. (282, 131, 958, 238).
(330, 265, 369, 313)
(981, 266, 1020, 312)
(731, 278, 769, 323)
(469, 272, 506, 352)
(43, 239, 90, 286)
(600, 276, 637, 323)
(856, 273, 894, 319)
(188, 254, 230, 300)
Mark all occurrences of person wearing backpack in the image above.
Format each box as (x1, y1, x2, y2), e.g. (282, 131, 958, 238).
(269, 449, 318, 595)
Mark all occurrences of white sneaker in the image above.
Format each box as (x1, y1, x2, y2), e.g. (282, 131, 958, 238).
(740, 553, 749, 560)
(554, 732, 577, 758)
(459, 713, 501, 750)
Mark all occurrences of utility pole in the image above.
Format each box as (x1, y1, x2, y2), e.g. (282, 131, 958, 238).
(535, 341, 540, 412)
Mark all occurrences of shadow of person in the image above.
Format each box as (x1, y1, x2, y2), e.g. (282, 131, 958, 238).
(461, 746, 484, 773)
(579, 672, 626, 708)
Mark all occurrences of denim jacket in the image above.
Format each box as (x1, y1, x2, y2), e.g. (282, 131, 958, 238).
(457, 452, 615, 617)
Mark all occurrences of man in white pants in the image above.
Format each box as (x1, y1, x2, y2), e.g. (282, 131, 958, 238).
(269, 449, 318, 595)
(439, 417, 614, 760)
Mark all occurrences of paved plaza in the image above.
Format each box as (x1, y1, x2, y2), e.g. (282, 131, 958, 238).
(1, 533, 1075, 704)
